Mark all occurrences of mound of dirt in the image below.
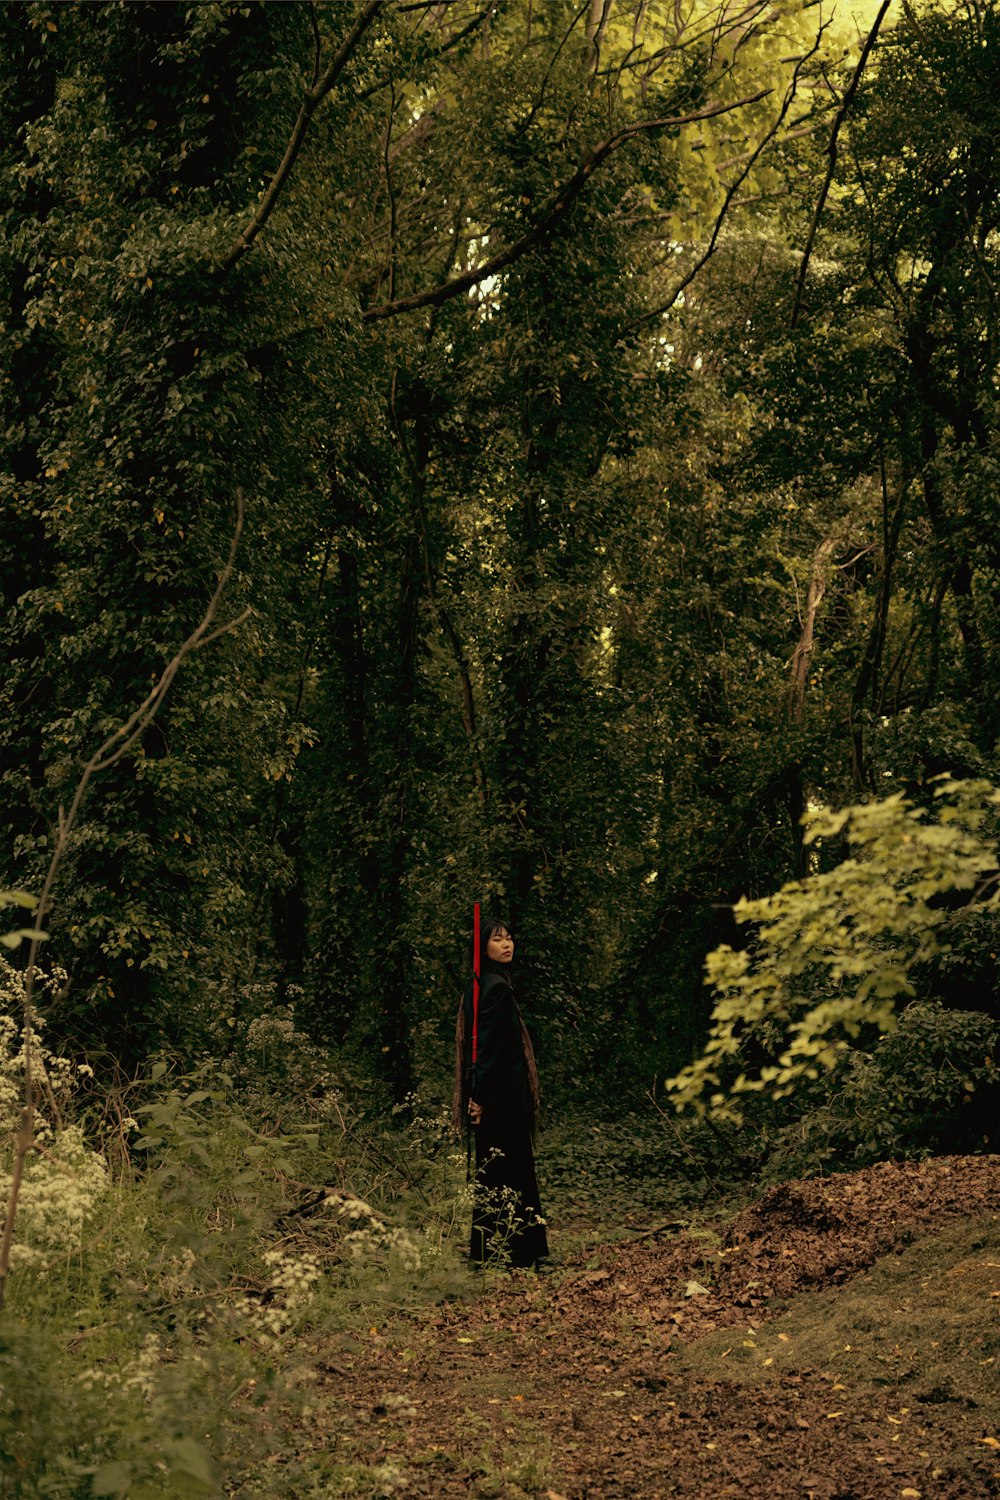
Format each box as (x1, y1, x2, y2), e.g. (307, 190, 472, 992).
(723, 1155, 1000, 1299)
(313, 1155, 1000, 1498)
(461, 1155, 1000, 1348)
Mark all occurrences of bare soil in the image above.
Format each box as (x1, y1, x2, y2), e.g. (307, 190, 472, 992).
(310, 1156, 1000, 1498)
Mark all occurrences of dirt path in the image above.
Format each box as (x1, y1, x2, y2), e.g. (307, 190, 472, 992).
(313, 1157, 1000, 1498)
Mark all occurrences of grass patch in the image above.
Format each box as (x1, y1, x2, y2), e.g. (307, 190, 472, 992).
(537, 1107, 747, 1258)
(677, 1212, 1000, 1457)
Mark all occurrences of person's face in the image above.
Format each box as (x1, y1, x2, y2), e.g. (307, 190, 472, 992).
(485, 926, 514, 963)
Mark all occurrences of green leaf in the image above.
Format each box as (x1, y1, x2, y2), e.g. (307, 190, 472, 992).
(0, 890, 38, 910)
(162, 1437, 219, 1493)
(1, 928, 47, 949)
(90, 1461, 134, 1496)
(667, 780, 1000, 1119)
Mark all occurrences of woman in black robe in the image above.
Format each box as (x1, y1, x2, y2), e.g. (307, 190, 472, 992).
(453, 919, 548, 1269)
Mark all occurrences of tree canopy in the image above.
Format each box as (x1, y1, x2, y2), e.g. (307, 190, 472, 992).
(2, 0, 999, 1106)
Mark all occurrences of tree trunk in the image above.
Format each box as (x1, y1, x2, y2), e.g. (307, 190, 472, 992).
(851, 462, 907, 789)
(788, 535, 836, 725)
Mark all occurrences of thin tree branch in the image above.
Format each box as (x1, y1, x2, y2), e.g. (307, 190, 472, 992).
(851, 454, 908, 788)
(597, 0, 768, 83)
(416, 511, 489, 807)
(789, 0, 893, 327)
(382, 84, 400, 304)
(216, 1, 385, 276)
(0, 494, 249, 1311)
(632, 26, 825, 329)
(352, 2, 499, 102)
(712, 113, 829, 172)
(387, 360, 489, 805)
(426, 1, 500, 57)
(307, 2, 322, 89)
(511, 0, 591, 142)
(363, 88, 772, 322)
(395, 0, 470, 11)
(585, 0, 614, 76)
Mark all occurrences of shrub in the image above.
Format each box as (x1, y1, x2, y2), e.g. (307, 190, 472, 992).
(667, 778, 1000, 1122)
(760, 1002, 999, 1181)
(0, 1056, 470, 1495)
(0, 955, 107, 1271)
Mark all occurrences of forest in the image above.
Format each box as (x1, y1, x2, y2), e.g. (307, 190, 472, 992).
(1, 1, 999, 1495)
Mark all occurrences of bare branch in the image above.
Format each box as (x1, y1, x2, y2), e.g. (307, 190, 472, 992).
(790, 0, 893, 327)
(427, 1, 501, 57)
(216, 1, 385, 276)
(307, 2, 322, 89)
(712, 110, 830, 171)
(632, 26, 826, 330)
(584, 0, 614, 76)
(0, 494, 249, 1310)
(363, 88, 772, 322)
(788, 534, 837, 724)
(510, 0, 592, 143)
(381, 85, 400, 305)
(413, 493, 489, 806)
(597, 0, 769, 81)
(395, 0, 469, 11)
(353, 2, 499, 102)
(387, 106, 438, 166)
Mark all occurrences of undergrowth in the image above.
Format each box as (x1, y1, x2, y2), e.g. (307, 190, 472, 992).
(0, 972, 480, 1498)
(0, 954, 996, 1496)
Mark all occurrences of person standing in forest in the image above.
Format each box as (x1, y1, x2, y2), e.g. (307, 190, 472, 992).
(453, 917, 548, 1269)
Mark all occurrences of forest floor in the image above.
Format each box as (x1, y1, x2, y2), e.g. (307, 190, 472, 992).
(281, 1155, 1000, 1499)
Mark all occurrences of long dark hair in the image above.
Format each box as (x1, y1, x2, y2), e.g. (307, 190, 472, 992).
(467, 915, 514, 985)
(453, 915, 540, 1135)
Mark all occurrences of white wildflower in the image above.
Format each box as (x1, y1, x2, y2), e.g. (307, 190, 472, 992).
(0, 957, 108, 1268)
(239, 1249, 322, 1345)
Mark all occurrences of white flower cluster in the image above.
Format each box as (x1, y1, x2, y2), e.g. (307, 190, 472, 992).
(244, 1009, 302, 1054)
(231, 992, 342, 1118)
(0, 1126, 108, 1269)
(0, 956, 108, 1269)
(322, 1190, 424, 1272)
(392, 1094, 453, 1158)
(0, 958, 79, 1136)
(158, 1245, 198, 1300)
(262, 1246, 322, 1307)
(121, 1333, 165, 1401)
(341, 1221, 423, 1272)
(239, 1248, 322, 1344)
(75, 1332, 193, 1402)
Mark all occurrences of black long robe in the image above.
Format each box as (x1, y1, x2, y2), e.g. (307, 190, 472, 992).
(463, 970, 548, 1268)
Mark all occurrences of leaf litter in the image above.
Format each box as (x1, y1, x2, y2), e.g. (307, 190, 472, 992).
(304, 1155, 1000, 1497)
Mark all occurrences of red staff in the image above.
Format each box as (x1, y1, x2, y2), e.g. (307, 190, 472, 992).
(471, 901, 481, 1075)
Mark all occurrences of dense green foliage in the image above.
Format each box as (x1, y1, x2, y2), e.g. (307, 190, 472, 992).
(2, 0, 999, 1126)
(0, 974, 470, 1495)
(668, 778, 1000, 1118)
(5, 10, 1000, 1493)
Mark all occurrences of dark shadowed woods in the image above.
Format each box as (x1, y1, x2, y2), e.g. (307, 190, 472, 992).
(1, 2, 999, 1495)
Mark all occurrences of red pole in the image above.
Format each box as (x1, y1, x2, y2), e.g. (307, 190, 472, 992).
(471, 902, 481, 1067)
